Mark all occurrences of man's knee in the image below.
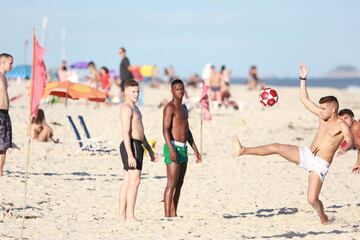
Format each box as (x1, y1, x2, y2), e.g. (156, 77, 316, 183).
(176, 179, 184, 188)
(307, 195, 319, 207)
(270, 143, 282, 152)
(132, 177, 140, 187)
(128, 172, 141, 187)
(166, 178, 178, 189)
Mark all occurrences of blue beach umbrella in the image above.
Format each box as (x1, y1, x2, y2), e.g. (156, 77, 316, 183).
(70, 61, 89, 69)
(6, 65, 32, 79)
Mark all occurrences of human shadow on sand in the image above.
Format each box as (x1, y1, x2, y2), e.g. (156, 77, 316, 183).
(223, 202, 360, 220)
(223, 207, 298, 219)
(4, 170, 152, 181)
(260, 229, 349, 239)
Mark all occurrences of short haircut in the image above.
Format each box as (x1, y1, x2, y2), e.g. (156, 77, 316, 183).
(171, 79, 184, 87)
(120, 47, 126, 53)
(124, 79, 138, 88)
(319, 95, 339, 113)
(338, 108, 354, 118)
(0, 53, 13, 59)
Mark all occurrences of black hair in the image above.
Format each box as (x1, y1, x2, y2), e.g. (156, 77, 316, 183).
(124, 79, 139, 88)
(319, 96, 339, 112)
(171, 79, 184, 87)
(31, 109, 45, 124)
(88, 61, 96, 68)
(338, 109, 354, 118)
(100, 66, 109, 74)
(0, 53, 13, 59)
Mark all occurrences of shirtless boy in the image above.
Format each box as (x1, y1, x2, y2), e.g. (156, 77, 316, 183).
(232, 63, 353, 224)
(338, 109, 360, 173)
(119, 79, 156, 223)
(163, 79, 202, 217)
(0, 53, 13, 176)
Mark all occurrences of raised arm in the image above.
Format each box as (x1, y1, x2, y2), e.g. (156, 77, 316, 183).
(299, 63, 321, 116)
(120, 105, 137, 168)
(163, 105, 177, 162)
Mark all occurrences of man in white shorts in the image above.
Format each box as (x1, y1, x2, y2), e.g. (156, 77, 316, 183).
(232, 63, 353, 224)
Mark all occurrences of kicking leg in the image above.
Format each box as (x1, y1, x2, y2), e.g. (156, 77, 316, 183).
(119, 170, 129, 223)
(164, 163, 180, 217)
(232, 135, 300, 164)
(173, 162, 187, 216)
(125, 169, 141, 221)
(307, 172, 329, 224)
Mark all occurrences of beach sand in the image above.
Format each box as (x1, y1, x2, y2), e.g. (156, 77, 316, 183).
(1, 81, 360, 239)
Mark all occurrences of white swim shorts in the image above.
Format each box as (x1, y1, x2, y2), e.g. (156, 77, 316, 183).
(298, 146, 330, 182)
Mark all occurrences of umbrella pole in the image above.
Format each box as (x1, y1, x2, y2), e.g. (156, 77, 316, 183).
(62, 94, 68, 152)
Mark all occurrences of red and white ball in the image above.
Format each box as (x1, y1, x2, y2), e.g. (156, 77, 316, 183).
(259, 87, 279, 107)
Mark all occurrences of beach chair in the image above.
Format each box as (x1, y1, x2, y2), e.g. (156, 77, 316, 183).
(67, 116, 114, 155)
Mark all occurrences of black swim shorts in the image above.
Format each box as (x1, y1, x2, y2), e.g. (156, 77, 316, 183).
(119, 139, 144, 171)
(0, 109, 12, 151)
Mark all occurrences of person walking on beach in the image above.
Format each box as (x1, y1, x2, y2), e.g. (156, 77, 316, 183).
(119, 47, 133, 93)
(209, 65, 222, 109)
(162, 79, 202, 217)
(0, 53, 13, 176)
(232, 63, 353, 224)
(119, 79, 156, 223)
(338, 109, 360, 173)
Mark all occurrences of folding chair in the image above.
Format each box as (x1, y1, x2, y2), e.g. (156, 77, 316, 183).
(67, 116, 114, 155)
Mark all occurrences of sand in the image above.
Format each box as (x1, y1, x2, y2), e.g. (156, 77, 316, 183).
(1, 80, 360, 239)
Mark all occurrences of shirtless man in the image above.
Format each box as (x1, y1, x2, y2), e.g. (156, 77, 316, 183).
(338, 109, 360, 173)
(209, 66, 221, 108)
(0, 53, 13, 176)
(163, 79, 202, 217)
(119, 79, 156, 223)
(232, 63, 353, 224)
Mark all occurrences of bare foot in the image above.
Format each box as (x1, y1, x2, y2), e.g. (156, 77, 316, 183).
(126, 217, 142, 223)
(232, 135, 244, 157)
(320, 214, 330, 225)
(119, 217, 126, 224)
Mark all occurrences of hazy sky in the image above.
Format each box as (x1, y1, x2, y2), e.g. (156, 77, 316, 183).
(2, 0, 360, 78)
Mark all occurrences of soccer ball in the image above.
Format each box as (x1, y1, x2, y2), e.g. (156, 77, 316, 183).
(259, 87, 278, 107)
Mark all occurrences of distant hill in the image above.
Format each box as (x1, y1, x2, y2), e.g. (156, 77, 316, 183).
(325, 65, 360, 78)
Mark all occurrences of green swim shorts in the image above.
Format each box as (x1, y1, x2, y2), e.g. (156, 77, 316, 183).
(163, 142, 188, 165)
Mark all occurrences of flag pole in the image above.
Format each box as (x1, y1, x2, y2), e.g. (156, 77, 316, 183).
(200, 108, 203, 156)
(21, 29, 35, 240)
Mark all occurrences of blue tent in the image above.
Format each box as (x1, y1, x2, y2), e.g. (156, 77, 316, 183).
(6, 65, 32, 79)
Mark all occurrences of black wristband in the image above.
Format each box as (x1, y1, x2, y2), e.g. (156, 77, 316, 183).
(299, 77, 306, 80)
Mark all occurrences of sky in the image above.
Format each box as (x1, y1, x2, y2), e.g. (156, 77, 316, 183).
(2, 0, 360, 78)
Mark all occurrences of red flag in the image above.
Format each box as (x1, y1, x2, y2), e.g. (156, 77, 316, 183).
(30, 34, 47, 118)
(199, 81, 212, 121)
